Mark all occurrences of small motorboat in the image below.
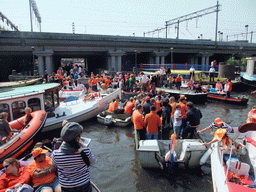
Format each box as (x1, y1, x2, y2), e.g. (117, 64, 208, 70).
(137, 138, 207, 170)
(97, 111, 132, 127)
(207, 91, 249, 105)
(0, 110, 47, 167)
(210, 123, 256, 192)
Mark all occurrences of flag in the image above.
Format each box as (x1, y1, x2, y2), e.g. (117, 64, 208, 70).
(165, 134, 177, 173)
(190, 73, 194, 91)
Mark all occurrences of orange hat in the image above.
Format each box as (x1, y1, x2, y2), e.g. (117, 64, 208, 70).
(145, 96, 150, 100)
(179, 95, 187, 100)
(130, 74, 134, 77)
(214, 128, 227, 140)
(214, 118, 223, 125)
(32, 147, 48, 158)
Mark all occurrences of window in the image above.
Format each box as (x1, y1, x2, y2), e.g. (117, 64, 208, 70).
(54, 88, 59, 108)
(0, 103, 10, 121)
(254, 61, 256, 75)
(12, 101, 26, 120)
(28, 98, 41, 111)
(44, 90, 54, 112)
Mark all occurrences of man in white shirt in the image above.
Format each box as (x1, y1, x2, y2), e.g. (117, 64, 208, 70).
(209, 66, 215, 82)
(140, 72, 148, 92)
(189, 66, 195, 79)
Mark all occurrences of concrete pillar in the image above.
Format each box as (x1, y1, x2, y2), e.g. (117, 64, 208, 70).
(156, 56, 160, 64)
(45, 56, 54, 75)
(117, 56, 122, 72)
(111, 55, 115, 71)
(37, 56, 44, 76)
(201, 57, 206, 71)
(161, 56, 165, 64)
(205, 57, 210, 71)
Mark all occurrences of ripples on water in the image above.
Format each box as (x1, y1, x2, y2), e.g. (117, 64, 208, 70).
(42, 90, 255, 192)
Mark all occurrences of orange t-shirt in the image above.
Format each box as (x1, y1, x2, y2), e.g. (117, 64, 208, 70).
(179, 102, 187, 118)
(55, 74, 62, 80)
(144, 111, 161, 134)
(101, 83, 107, 90)
(155, 101, 161, 112)
(105, 79, 111, 85)
(124, 101, 135, 114)
(132, 110, 145, 130)
(0, 167, 31, 192)
(108, 101, 118, 112)
(28, 156, 56, 187)
(91, 78, 97, 85)
(170, 103, 176, 118)
(227, 82, 232, 91)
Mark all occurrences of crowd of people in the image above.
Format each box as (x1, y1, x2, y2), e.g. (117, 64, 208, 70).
(0, 121, 95, 192)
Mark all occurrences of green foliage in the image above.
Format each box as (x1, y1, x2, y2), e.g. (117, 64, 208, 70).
(226, 57, 247, 66)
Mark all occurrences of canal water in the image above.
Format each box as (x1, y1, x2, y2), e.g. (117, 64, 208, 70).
(43, 90, 256, 192)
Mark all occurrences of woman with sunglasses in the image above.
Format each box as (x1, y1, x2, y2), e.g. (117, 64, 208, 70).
(0, 158, 33, 192)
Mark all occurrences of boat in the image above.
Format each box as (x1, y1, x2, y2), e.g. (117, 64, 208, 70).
(0, 110, 47, 167)
(210, 123, 256, 192)
(0, 78, 42, 90)
(156, 87, 208, 104)
(97, 111, 132, 127)
(59, 87, 86, 102)
(207, 91, 249, 105)
(137, 138, 207, 170)
(240, 57, 256, 88)
(0, 83, 122, 132)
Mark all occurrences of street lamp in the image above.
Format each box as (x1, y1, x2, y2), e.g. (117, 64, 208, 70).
(31, 46, 35, 76)
(170, 47, 173, 64)
(245, 25, 249, 41)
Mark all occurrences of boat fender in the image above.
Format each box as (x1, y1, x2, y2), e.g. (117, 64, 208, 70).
(200, 147, 213, 165)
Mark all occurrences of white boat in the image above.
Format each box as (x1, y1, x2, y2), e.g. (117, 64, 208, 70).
(137, 139, 207, 170)
(240, 57, 256, 88)
(0, 83, 121, 132)
(210, 124, 256, 192)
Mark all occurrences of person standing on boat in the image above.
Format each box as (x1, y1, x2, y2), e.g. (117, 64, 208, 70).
(209, 66, 215, 82)
(129, 75, 135, 92)
(169, 97, 176, 126)
(51, 122, 95, 192)
(0, 112, 12, 145)
(142, 96, 153, 116)
(144, 105, 161, 140)
(189, 66, 195, 79)
(140, 72, 148, 92)
(132, 104, 146, 140)
(173, 104, 184, 139)
(168, 74, 174, 89)
(175, 75, 182, 90)
(224, 79, 232, 98)
(197, 117, 234, 135)
(28, 147, 61, 192)
(178, 96, 187, 137)
(160, 66, 165, 87)
(182, 102, 202, 139)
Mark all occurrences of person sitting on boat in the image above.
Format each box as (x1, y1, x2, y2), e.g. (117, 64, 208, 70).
(28, 147, 61, 192)
(107, 99, 117, 113)
(124, 97, 135, 115)
(23, 107, 32, 126)
(194, 83, 203, 93)
(182, 102, 202, 139)
(247, 106, 256, 123)
(144, 105, 161, 140)
(0, 158, 33, 192)
(215, 79, 223, 92)
(224, 79, 232, 98)
(0, 112, 12, 145)
(197, 117, 234, 135)
(132, 104, 146, 140)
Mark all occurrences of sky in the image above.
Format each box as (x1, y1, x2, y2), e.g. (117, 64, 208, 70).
(1, 0, 256, 42)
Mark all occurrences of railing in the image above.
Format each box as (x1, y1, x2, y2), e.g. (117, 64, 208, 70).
(124, 63, 219, 72)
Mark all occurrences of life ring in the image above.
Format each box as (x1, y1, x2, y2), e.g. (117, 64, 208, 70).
(247, 108, 256, 123)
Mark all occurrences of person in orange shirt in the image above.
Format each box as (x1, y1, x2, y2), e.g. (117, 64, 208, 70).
(144, 105, 161, 140)
(124, 98, 135, 115)
(176, 74, 182, 90)
(101, 80, 108, 91)
(179, 96, 187, 135)
(28, 147, 61, 192)
(132, 104, 145, 140)
(0, 158, 32, 192)
(107, 99, 116, 112)
(168, 74, 174, 89)
(169, 96, 176, 126)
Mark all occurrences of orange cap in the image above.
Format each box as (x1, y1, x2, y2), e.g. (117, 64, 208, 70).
(32, 148, 48, 158)
(214, 118, 223, 125)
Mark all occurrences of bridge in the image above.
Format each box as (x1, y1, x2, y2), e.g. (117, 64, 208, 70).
(0, 30, 256, 81)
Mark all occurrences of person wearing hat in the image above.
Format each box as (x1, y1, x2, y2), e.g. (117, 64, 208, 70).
(27, 148, 61, 192)
(51, 122, 95, 192)
(142, 96, 153, 116)
(197, 117, 234, 135)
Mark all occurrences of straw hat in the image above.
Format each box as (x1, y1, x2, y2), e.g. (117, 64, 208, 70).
(214, 128, 227, 140)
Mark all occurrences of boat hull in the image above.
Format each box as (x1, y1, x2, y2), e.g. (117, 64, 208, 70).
(97, 111, 132, 127)
(156, 88, 208, 104)
(207, 93, 248, 105)
(0, 110, 47, 166)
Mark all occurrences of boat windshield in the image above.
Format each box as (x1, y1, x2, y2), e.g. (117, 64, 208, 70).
(44, 88, 60, 112)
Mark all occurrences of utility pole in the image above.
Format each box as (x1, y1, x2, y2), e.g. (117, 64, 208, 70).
(251, 31, 253, 43)
(245, 25, 249, 41)
(215, 0, 219, 43)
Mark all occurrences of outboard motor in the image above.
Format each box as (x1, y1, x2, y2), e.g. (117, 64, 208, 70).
(104, 115, 113, 126)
